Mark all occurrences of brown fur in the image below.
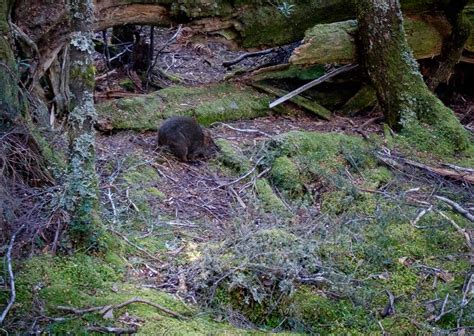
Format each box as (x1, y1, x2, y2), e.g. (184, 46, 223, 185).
(157, 116, 217, 161)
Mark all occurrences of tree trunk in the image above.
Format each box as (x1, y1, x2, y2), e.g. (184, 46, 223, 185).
(427, 0, 472, 90)
(66, 0, 102, 247)
(356, 0, 469, 153)
(0, 0, 20, 129)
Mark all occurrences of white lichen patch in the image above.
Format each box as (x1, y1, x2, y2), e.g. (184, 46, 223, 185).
(70, 32, 95, 54)
(69, 91, 97, 126)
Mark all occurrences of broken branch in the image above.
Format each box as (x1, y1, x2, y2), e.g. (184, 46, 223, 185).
(58, 297, 188, 320)
(269, 64, 358, 108)
(0, 223, 27, 325)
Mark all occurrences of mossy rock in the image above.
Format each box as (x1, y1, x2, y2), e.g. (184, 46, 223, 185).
(96, 83, 272, 131)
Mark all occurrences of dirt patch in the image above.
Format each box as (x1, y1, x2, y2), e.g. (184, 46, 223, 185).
(96, 112, 383, 226)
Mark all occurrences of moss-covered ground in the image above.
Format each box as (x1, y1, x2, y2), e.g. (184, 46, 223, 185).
(6, 122, 471, 334)
(4, 71, 473, 335)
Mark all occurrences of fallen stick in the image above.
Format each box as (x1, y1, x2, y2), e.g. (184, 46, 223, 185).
(223, 47, 276, 67)
(0, 223, 26, 325)
(87, 326, 137, 334)
(269, 64, 358, 108)
(401, 158, 474, 184)
(210, 121, 272, 138)
(436, 210, 472, 249)
(435, 195, 474, 222)
(376, 153, 474, 185)
(107, 228, 161, 261)
(58, 297, 188, 320)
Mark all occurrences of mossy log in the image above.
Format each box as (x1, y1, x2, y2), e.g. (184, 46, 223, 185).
(96, 84, 272, 131)
(290, 15, 471, 66)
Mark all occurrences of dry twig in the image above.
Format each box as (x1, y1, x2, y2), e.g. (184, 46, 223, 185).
(269, 64, 359, 108)
(0, 223, 26, 325)
(210, 122, 272, 138)
(436, 211, 472, 249)
(434, 195, 474, 222)
(108, 228, 161, 261)
(87, 326, 137, 334)
(58, 297, 187, 320)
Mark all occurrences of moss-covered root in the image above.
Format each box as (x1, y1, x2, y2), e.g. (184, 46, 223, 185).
(356, 0, 470, 154)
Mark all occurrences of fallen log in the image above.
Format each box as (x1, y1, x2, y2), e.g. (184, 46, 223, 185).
(290, 15, 457, 66)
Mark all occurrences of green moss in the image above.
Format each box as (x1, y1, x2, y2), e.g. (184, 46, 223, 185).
(265, 131, 370, 190)
(321, 191, 376, 216)
(291, 287, 374, 334)
(270, 156, 304, 198)
(119, 79, 135, 92)
(70, 64, 95, 89)
(14, 254, 121, 314)
(215, 138, 252, 174)
(123, 164, 159, 185)
(252, 64, 325, 81)
(255, 178, 289, 214)
(170, 0, 233, 18)
(12, 253, 262, 334)
(291, 16, 443, 65)
(362, 166, 393, 189)
(239, 0, 353, 48)
(398, 95, 471, 155)
(96, 83, 271, 131)
(145, 187, 165, 199)
(340, 85, 377, 116)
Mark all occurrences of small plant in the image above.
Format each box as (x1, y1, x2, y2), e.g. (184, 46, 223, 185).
(277, 1, 296, 17)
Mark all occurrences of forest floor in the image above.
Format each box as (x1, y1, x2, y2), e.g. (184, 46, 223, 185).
(3, 27, 473, 335)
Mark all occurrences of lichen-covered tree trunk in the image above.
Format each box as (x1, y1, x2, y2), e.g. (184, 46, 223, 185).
(66, 0, 102, 246)
(356, 0, 470, 153)
(0, 0, 20, 130)
(427, 0, 472, 90)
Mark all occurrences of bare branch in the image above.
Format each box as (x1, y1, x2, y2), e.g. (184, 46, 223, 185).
(269, 64, 358, 108)
(0, 223, 27, 325)
(58, 297, 188, 320)
(435, 195, 474, 222)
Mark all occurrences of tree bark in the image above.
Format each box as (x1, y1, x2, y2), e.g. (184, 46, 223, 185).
(427, 0, 472, 90)
(356, 0, 469, 153)
(66, 0, 102, 247)
(0, 0, 20, 129)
